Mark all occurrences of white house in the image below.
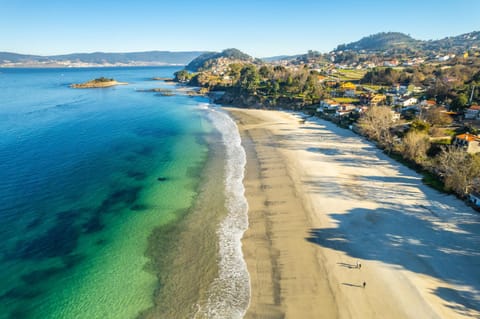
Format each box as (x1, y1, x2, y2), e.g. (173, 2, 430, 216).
(391, 110, 401, 122)
(335, 104, 356, 117)
(317, 100, 339, 112)
(453, 133, 480, 154)
(438, 54, 455, 62)
(400, 97, 418, 107)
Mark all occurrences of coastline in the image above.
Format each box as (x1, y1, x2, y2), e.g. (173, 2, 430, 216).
(137, 112, 227, 319)
(137, 105, 251, 319)
(227, 107, 480, 318)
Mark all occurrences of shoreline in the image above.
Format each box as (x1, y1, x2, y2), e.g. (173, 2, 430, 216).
(137, 119, 226, 319)
(227, 107, 480, 318)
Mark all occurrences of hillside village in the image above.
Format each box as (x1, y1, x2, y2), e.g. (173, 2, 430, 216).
(174, 32, 480, 208)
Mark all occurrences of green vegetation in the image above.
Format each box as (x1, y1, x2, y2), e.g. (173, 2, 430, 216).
(333, 97, 359, 104)
(336, 69, 367, 81)
(71, 77, 126, 88)
(336, 32, 419, 52)
(185, 48, 253, 72)
(174, 35, 480, 201)
(179, 62, 325, 108)
(174, 70, 194, 83)
(335, 31, 480, 56)
(93, 77, 114, 83)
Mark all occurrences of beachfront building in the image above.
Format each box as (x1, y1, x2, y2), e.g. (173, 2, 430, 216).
(452, 133, 480, 154)
(335, 104, 356, 117)
(317, 99, 339, 113)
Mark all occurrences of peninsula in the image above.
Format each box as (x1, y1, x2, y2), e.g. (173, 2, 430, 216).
(70, 77, 128, 88)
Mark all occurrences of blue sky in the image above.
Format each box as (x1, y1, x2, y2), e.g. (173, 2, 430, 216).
(1, 0, 479, 57)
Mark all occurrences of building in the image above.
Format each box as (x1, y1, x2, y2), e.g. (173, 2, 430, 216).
(420, 100, 437, 108)
(452, 133, 480, 154)
(317, 100, 339, 113)
(344, 89, 356, 97)
(335, 104, 356, 117)
(465, 105, 480, 119)
(369, 94, 387, 106)
(394, 96, 418, 107)
(340, 82, 356, 91)
(383, 59, 399, 67)
(391, 111, 401, 122)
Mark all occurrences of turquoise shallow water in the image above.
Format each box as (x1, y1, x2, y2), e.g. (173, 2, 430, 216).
(0, 67, 217, 318)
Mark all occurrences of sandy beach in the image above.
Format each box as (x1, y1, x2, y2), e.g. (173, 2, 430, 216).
(227, 108, 480, 319)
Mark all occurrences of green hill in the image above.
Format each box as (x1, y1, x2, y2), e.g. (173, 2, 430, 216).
(335, 31, 480, 54)
(185, 48, 253, 71)
(422, 31, 480, 52)
(336, 32, 419, 52)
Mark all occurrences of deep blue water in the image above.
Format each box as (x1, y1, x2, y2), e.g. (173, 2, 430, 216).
(0, 67, 213, 318)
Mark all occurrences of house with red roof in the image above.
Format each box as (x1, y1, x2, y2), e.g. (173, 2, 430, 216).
(453, 133, 480, 154)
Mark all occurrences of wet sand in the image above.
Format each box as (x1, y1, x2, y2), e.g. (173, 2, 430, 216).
(228, 108, 480, 319)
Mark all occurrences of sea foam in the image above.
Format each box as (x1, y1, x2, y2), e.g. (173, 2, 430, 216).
(194, 105, 250, 319)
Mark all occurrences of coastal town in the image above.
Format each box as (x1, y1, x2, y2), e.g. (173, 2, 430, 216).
(172, 32, 480, 211)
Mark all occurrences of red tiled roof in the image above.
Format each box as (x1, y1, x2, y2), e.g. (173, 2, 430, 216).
(456, 133, 479, 142)
(469, 105, 480, 110)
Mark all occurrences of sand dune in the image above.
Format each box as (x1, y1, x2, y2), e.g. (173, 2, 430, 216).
(228, 108, 480, 319)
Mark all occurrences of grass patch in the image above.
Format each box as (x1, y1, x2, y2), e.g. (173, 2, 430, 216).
(336, 69, 367, 81)
(422, 171, 446, 192)
(333, 97, 359, 104)
(386, 152, 446, 193)
(360, 84, 385, 91)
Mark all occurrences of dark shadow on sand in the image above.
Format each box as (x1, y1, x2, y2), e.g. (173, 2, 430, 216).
(342, 282, 364, 288)
(306, 205, 480, 315)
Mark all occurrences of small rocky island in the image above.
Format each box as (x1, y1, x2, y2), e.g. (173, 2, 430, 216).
(71, 77, 128, 88)
(136, 87, 176, 96)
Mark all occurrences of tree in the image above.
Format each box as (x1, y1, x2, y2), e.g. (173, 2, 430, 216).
(228, 63, 243, 85)
(238, 64, 260, 93)
(258, 65, 273, 79)
(174, 70, 192, 83)
(451, 93, 468, 111)
(358, 106, 396, 150)
(410, 119, 430, 133)
(436, 147, 480, 196)
(401, 131, 430, 164)
(422, 107, 453, 127)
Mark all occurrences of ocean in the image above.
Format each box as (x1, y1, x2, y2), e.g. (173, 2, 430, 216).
(0, 67, 249, 318)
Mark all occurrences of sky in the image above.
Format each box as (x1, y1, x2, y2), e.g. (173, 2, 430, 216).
(1, 0, 479, 57)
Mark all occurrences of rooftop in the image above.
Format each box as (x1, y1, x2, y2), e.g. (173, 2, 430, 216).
(456, 133, 480, 142)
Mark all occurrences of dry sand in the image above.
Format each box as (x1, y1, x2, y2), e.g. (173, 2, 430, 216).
(227, 108, 480, 319)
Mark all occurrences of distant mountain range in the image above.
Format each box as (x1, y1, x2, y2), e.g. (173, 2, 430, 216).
(261, 54, 302, 62)
(2, 30, 479, 68)
(0, 51, 206, 67)
(335, 31, 480, 53)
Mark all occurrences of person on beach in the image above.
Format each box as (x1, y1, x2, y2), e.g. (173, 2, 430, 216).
(363, 282, 366, 288)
